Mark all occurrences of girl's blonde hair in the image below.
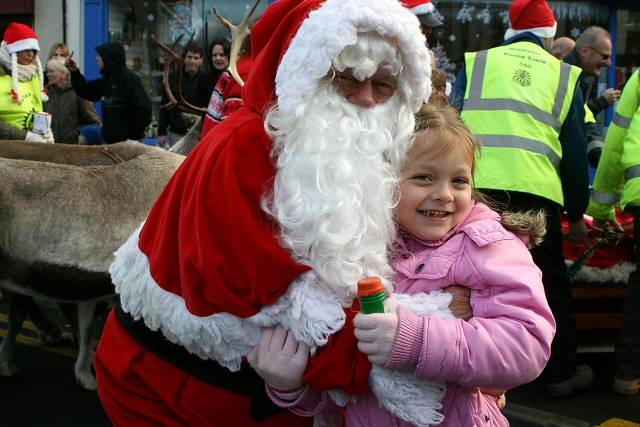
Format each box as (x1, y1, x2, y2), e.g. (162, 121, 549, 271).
(412, 103, 480, 178)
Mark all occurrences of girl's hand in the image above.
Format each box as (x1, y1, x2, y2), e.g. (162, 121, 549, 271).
(442, 285, 473, 321)
(247, 325, 310, 390)
(353, 305, 399, 365)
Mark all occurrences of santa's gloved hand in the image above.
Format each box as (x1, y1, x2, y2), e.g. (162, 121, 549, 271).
(354, 303, 399, 365)
(247, 325, 310, 391)
(25, 131, 54, 144)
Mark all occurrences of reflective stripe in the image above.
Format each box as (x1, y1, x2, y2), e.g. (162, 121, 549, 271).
(591, 189, 621, 204)
(612, 112, 632, 129)
(552, 62, 572, 120)
(586, 139, 604, 153)
(465, 49, 571, 132)
(469, 50, 488, 99)
(625, 165, 640, 180)
(463, 98, 561, 132)
(477, 134, 561, 169)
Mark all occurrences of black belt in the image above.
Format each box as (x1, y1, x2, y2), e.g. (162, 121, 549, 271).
(114, 304, 285, 422)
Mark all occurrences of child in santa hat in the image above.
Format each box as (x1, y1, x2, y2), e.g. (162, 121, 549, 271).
(0, 22, 53, 142)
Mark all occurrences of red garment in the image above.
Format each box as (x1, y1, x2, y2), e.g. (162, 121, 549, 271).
(202, 57, 254, 138)
(303, 300, 372, 396)
(96, 311, 312, 427)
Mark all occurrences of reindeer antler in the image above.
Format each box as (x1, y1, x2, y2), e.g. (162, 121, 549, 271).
(213, 0, 262, 87)
(152, 33, 207, 115)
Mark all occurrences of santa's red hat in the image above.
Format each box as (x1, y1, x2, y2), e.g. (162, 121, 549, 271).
(1, 22, 46, 104)
(504, 0, 557, 40)
(402, 0, 443, 28)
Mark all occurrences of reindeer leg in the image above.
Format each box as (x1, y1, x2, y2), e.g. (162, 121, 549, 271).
(0, 292, 28, 377)
(74, 301, 98, 391)
(21, 297, 66, 346)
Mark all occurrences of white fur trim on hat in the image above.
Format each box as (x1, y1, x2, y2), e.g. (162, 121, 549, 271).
(6, 37, 40, 54)
(275, 0, 431, 116)
(504, 21, 557, 40)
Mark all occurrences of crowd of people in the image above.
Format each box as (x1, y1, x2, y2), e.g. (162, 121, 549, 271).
(0, 0, 638, 425)
(0, 23, 232, 148)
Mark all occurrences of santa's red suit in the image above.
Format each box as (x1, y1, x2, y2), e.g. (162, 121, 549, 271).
(95, 0, 430, 425)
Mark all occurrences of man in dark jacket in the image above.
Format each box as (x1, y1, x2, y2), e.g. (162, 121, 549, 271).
(66, 42, 151, 144)
(158, 42, 209, 148)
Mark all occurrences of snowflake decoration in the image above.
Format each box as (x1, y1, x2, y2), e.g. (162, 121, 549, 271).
(498, 10, 510, 25)
(570, 27, 582, 39)
(433, 8, 445, 24)
(476, 5, 491, 25)
(456, 2, 475, 24)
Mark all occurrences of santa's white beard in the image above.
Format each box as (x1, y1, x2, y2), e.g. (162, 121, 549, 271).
(264, 82, 415, 304)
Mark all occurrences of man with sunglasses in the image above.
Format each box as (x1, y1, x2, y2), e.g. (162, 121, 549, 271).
(565, 26, 620, 117)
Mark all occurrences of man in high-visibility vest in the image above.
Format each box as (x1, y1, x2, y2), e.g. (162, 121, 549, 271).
(452, 0, 592, 397)
(587, 69, 640, 395)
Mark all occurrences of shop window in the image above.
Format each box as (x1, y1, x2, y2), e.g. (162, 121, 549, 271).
(431, 1, 609, 82)
(106, 0, 268, 138)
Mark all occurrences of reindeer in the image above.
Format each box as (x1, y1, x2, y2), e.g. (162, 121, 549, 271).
(0, 151, 184, 390)
(0, 140, 167, 346)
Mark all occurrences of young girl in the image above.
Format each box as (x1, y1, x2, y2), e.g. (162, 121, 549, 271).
(251, 104, 556, 426)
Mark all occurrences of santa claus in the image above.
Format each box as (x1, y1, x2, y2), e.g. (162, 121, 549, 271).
(95, 0, 448, 425)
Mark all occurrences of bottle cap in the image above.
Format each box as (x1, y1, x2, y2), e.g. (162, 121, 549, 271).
(357, 276, 385, 297)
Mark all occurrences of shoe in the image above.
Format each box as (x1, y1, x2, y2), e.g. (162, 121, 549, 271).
(613, 377, 640, 395)
(542, 365, 594, 397)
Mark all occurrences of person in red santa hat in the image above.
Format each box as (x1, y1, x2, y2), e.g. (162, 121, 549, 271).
(0, 22, 53, 143)
(93, 0, 487, 425)
(402, 0, 443, 40)
(451, 0, 593, 398)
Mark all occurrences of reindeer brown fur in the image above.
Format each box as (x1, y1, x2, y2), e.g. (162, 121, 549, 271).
(0, 149, 184, 390)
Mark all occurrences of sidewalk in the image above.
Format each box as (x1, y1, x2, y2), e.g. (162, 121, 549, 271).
(505, 352, 640, 426)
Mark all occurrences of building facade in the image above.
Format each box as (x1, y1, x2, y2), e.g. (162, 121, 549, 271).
(2, 0, 639, 137)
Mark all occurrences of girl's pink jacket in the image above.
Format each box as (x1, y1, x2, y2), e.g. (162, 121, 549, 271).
(269, 202, 556, 426)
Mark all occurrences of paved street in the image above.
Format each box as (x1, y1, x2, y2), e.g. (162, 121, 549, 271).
(0, 304, 639, 427)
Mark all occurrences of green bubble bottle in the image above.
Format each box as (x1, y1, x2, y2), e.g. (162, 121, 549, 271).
(357, 276, 387, 314)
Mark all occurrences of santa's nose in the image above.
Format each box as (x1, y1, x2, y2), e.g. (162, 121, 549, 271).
(349, 80, 377, 109)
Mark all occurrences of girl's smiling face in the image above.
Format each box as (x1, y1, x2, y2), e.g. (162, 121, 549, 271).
(396, 132, 474, 242)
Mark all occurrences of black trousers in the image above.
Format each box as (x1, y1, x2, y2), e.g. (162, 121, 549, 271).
(615, 209, 640, 380)
(481, 190, 577, 383)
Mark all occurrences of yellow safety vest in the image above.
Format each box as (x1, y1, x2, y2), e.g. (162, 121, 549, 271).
(461, 42, 581, 205)
(587, 69, 640, 219)
(0, 74, 43, 131)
